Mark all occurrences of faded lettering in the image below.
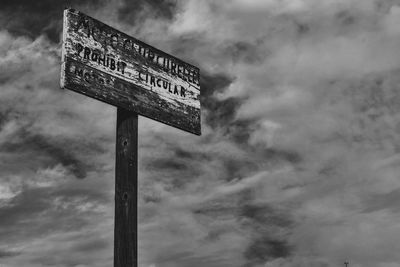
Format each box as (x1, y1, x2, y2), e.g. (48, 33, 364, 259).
(74, 16, 200, 86)
(62, 9, 201, 135)
(75, 42, 127, 75)
(139, 71, 187, 97)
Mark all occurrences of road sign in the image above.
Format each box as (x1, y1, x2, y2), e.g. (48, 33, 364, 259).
(60, 8, 202, 267)
(61, 8, 201, 135)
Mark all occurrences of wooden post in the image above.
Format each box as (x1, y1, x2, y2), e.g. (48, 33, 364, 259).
(114, 108, 138, 267)
(61, 9, 201, 266)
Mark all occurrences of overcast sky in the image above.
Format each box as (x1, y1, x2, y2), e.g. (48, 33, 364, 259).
(1, 0, 400, 266)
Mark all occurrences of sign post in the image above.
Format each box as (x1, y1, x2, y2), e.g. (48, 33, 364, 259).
(114, 109, 138, 266)
(60, 8, 201, 266)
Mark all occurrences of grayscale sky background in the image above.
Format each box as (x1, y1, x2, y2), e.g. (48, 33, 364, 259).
(1, 0, 400, 266)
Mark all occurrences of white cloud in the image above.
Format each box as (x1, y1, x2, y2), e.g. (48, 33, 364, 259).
(3, 0, 400, 266)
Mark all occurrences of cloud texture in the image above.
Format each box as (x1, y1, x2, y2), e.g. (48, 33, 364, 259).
(2, 0, 400, 266)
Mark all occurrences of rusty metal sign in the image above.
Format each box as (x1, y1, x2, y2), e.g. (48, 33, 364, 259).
(61, 8, 201, 135)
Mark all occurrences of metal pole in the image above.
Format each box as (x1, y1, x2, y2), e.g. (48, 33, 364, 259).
(114, 108, 138, 267)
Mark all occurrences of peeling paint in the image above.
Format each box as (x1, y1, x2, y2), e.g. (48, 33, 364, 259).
(60, 8, 201, 135)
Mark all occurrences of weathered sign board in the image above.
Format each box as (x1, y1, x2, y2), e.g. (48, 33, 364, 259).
(60, 8, 201, 267)
(61, 8, 201, 135)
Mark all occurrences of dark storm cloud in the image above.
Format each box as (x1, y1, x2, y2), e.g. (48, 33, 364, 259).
(0, 130, 104, 179)
(222, 158, 258, 182)
(0, 30, 114, 181)
(0, 188, 50, 229)
(0, 110, 11, 128)
(55, 186, 111, 204)
(0, 0, 102, 42)
(221, 119, 253, 145)
(0, 187, 103, 230)
(73, 238, 110, 252)
(0, 250, 21, 259)
(0, 183, 110, 245)
(240, 204, 293, 228)
(200, 72, 235, 108)
(192, 192, 294, 266)
(173, 147, 211, 161)
(193, 199, 239, 218)
(362, 188, 400, 213)
(224, 41, 269, 65)
(118, 0, 177, 24)
(148, 158, 188, 171)
(142, 153, 204, 190)
(294, 21, 310, 36)
(194, 197, 293, 229)
(0, 167, 113, 266)
(244, 237, 291, 266)
(207, 97, 243, 129)
(142, 135, 260, 193)
(239, 202, 293, 266)
(335, 10, 356, 27)
(30, 255, 80, 267)
(261, 148, 302, 165)
(199, 72, 269, 146)
(200, 72, 250, 134)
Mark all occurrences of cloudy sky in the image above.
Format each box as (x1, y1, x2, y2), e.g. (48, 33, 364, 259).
(2, 0, 400, 266)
